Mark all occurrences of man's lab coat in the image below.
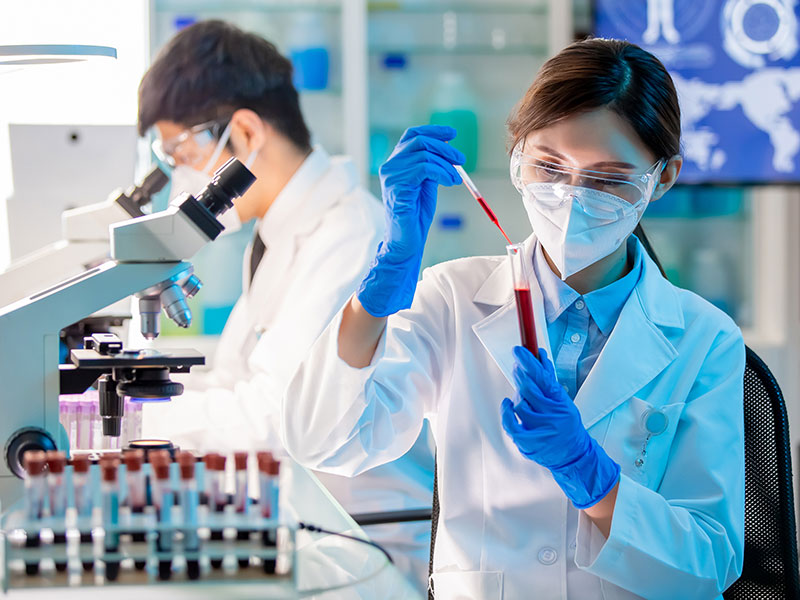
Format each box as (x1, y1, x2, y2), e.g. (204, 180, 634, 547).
(143, 147, 435, 591)
(283, 234, 745, 599)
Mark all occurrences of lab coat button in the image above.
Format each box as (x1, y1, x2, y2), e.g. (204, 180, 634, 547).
(574, 299, 585, 311)
(537, 547, 558, 565)
(570, 333, 581, 343)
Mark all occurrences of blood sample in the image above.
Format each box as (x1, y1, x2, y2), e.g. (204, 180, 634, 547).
(123, 449, 146, 511)
(233, 451, 251, 568)
(507, 243, 539, 359)
(177, 452, 200, 580)
(258, 453, 281, 574)
(46, 451, 68, 572)
(454, 164, 512, 245)
(45, 451, 67, 519)
(23, 450, 46, 521)
(100, 457, 121, 581)
(23, 451, 46, 576)
(122, 449, 146, 570)
(70, 455, 93, 571)
(203, 453, 225, 569)
(150, 450, 174, 581)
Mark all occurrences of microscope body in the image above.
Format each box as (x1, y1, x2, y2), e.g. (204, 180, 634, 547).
(0, 167, 168, 309)
(0, 159, 254, 506)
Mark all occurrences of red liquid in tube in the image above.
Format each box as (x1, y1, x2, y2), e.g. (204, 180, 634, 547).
(476, 196, 512, 245)
(514, 288, 539, 358)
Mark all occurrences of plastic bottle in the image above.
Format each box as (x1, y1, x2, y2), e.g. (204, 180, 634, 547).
(288, 12, 330, 91)
(428, 71, 480, 172)
(370, 53, 416, 174)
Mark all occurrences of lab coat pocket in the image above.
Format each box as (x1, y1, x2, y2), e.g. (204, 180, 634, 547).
(430, 570, 504, 599)
(603, 396, 685, 490)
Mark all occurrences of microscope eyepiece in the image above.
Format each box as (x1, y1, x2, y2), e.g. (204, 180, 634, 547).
(195, 157, 256, 217)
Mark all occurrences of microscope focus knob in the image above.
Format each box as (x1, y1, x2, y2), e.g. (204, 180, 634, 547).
(5, 427, 57, 479)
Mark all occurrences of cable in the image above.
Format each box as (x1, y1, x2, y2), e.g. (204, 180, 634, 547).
(297, 521, 394, 565)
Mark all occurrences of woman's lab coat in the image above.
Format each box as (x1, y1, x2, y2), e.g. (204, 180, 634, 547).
(143, 148, 436, 590)
(283, 235, 745, 599)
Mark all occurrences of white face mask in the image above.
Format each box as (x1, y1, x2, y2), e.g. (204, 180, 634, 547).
(522, 182, 650, 279)
(167, 121, 260, 235)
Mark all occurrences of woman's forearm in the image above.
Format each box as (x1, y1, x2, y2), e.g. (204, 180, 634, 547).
(337, 295, 388, 368)
(583, 479, 620, 538)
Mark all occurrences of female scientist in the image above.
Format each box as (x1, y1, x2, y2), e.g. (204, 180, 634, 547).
(283, 38, 745, 599)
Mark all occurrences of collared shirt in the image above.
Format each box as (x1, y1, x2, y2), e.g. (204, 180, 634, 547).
(532, 235, 644, 399)
(532, 234, 644, 598)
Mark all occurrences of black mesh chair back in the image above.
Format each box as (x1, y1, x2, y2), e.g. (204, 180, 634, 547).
(724, 346, 799, 599)
(426, 347, 799, 599)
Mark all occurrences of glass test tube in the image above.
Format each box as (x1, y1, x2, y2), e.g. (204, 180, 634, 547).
(233, 452, 250, 568)
(46, 451, 67, 518)
(507, 243, 539, 359)
(150, 450, 174, 581)
(257, 452, 281, 574)
(177, 452, 201, 580)
(122, 449, 146, 511)
(23, 451, 46, 576)
(203, 453, 225, 569)
(100, 457, 121, 581)
(46, 451, 68, 572)
(24, 451, 47, 520)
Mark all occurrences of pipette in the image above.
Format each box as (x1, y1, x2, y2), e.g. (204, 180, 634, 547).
(453, 164, 512, 245)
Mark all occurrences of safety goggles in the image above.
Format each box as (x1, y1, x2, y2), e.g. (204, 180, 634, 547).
(510, 145, 664, 208)
(151, 119, 231, 168)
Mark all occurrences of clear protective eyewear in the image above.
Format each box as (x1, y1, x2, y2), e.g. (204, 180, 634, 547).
(510, 145, 664, 210)
(151, 119, 230, 168)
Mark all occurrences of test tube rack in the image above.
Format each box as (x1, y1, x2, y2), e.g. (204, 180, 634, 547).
(0, 462, 295, 591)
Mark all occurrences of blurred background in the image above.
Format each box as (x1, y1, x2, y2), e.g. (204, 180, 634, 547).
(1, 0, 799, 509)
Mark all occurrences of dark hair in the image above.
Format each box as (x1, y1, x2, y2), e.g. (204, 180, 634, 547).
(507, 38, 680, 160)
(138, 20, 311, 152)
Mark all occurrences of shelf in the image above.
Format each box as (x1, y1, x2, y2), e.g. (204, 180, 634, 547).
(369, 44, 546, 56)
(155, 0, 341, 13)
(368, 2, 547, 15)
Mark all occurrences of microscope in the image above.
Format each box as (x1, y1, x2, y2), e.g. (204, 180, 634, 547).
(0, 165, 170, 308)
(0, 158, 255, 506)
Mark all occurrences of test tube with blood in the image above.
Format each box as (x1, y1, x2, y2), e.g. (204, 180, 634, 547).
(177, 452, 201, 580)
(233, 452, 251, 568)
(507, 243, 540, 360)
(150, 450, 175, 581)
(122, 449, 147, 569)
(23, 451, 46, 575)
(100, 457, 121, 581)
(257, 452, 281, 574)
(70, 455, 94, 571)
(45, 451, 68, 572)
(203, 453, 225, 569)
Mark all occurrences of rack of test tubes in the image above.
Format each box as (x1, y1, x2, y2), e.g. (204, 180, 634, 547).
(1, 448, 293, 591)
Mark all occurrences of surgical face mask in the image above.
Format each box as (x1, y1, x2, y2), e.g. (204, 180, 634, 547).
(167, 122, 260, 235)
(521, 183, 649, 279)
(510, 147, 664, 279)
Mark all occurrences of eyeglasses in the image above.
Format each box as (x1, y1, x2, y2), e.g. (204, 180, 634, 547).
(151, 119, 230, 168)
(510, 146, 663, 206)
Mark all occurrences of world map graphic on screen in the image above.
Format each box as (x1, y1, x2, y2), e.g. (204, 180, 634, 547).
(595, 0, 800, 183)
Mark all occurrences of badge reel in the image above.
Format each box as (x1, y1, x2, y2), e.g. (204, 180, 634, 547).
(635, 408, 669, 468)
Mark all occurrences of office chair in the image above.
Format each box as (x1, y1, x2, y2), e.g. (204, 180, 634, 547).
(723, 346, 799, 599)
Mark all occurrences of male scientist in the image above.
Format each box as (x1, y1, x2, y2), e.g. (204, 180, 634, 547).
(137, 20, 433, 590)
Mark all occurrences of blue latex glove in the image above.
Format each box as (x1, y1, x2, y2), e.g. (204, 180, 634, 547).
(501, 346, 621, 509)
(357, 125, 465, 317)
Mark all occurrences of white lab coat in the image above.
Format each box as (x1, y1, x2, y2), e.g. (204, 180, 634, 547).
(283, 234, 745, 599)
(143, 147, 436, 591)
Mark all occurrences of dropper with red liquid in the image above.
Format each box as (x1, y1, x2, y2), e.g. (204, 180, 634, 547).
(453, 165, 512, 245)
(453, 164, 539, 359)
